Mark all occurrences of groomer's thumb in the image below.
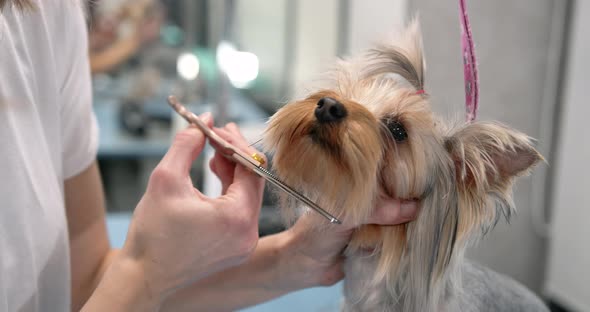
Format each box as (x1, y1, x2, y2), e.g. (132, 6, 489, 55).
(159, 114, 212, 176)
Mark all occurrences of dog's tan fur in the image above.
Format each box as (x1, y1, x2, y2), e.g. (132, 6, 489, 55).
(264, 20, 542, 311)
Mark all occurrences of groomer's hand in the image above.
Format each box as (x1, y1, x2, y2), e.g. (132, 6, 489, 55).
(277, 196, 419, 289)
(90, 114, 265, 310)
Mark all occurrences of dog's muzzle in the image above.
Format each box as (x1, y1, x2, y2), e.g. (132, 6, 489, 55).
(315, 97, 347, 123)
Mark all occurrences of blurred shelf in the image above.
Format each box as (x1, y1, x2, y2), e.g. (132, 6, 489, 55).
(94, 86, 270, 159)
(94, 96, 174, 159)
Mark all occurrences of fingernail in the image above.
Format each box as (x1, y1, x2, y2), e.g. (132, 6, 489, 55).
(400, 201, 417, 219)
(199, 112, 212, 122)
(225, 122, 237, 131)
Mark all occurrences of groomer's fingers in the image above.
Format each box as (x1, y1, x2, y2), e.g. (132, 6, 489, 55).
(199, 112, 213, 128)
(160, 129, 205, 177)
(213, 125, 265, 217)
(215, 125, 267, 186)
(225, 169, 265, 222)
(224, 122, 244, 139)
(215, 125, 268, 167)
(366, 197, 418, 225)
(157, 113, 212, 177)
(319, 258, 346, 286)
(200, 112, 238, 193)
(209, 151, 235, 194)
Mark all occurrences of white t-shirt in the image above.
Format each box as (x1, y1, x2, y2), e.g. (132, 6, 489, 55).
(0, 1, 98, 311)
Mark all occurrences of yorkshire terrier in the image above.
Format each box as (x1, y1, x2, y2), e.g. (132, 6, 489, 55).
(263, 20, 547, 311)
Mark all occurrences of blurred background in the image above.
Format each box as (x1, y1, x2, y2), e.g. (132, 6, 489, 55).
(88, 0, 588, 311)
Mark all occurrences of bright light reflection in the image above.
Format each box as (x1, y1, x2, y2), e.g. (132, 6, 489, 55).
(177, 52, 200, 80)
(217, 41, 259, 88)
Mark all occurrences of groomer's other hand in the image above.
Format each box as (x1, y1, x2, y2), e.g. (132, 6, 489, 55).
(112, 114, 265, 304)
(276, 196, 418, 289)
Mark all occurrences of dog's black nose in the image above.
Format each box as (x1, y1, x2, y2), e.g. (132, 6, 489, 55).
(315, 97, 347, 123)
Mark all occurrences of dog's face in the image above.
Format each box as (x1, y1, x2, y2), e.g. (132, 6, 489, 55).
(264, 84, 439, 223)
(263, 20, 541, 304)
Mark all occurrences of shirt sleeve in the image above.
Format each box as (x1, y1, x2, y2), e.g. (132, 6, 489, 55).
(58, 3, 99, 179)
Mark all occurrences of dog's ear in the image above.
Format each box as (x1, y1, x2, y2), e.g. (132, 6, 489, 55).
(445, 122, 543, 237)
(364, 18, 425, 91)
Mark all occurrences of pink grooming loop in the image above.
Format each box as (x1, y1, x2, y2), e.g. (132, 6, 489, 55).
(459, 0, 479, 122)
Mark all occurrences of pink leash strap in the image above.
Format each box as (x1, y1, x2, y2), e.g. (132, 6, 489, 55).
(459, 0, 479, 122)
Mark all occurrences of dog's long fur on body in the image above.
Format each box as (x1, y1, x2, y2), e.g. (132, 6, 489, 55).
(263, 20, 542, 312)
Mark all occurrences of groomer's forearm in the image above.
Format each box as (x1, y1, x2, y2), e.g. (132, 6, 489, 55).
(82, 254, 163, 312)
(162, 231, 306, 312)
(70, 234, 120, 310)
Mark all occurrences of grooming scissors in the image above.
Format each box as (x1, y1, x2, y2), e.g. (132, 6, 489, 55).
(167, 95, 342, 224)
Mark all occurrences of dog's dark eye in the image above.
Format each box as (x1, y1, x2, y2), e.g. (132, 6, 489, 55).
(385, 119, 408, 142)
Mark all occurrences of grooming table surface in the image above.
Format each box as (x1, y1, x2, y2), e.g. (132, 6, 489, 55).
(107, 213, 343, 311)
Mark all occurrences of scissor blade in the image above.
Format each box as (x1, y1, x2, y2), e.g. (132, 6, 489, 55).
(250, 162, 342, 224)
(230, 152, 341, 224)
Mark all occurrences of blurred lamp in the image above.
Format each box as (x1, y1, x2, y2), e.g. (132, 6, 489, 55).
(217, 41, 259, 89)
(177, 52, 200, 80)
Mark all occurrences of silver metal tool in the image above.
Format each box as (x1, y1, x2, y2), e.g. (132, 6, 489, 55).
(167, 95, 342, 224)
